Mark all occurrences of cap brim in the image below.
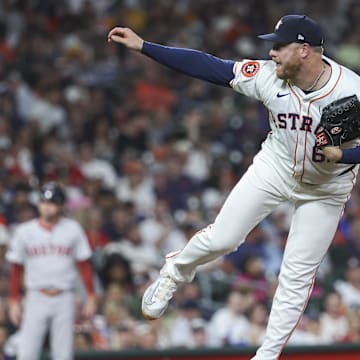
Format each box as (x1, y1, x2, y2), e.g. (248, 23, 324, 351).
(257, 33, 286, 42)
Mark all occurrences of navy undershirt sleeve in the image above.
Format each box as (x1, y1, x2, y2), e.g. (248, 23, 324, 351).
(339, 147, 360, 164)
(141, 41, 235, 87)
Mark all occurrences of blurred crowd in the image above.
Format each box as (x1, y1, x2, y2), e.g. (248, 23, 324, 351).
(0, 0, 359, 356)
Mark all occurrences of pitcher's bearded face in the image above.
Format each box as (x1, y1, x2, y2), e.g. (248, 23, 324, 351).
(269, 42, 302, 80)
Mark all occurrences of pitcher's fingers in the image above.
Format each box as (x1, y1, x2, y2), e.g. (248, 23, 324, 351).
(109, 34, 126, 43)
(107, 27, 125, 38)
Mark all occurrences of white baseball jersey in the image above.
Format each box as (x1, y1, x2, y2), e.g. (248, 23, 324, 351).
(156, 53, 360, 360)
(6, 218, 91, 290)
(230, 56, 360, 185)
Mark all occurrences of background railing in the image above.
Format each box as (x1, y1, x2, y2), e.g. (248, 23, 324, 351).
(64, 344, 360, 360)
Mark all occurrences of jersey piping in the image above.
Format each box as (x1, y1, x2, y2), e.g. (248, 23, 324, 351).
(300, 65, 343, 180)
(288, 85, 302, 177)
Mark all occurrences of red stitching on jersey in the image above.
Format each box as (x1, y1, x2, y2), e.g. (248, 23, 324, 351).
(300, 131, 308, 182)
(165, 250, 181, 259)
(288, 84, 302, 110)
(288, 84, 302, 176)
(299, 65, 342, 181)
(292, 133, 299, 175)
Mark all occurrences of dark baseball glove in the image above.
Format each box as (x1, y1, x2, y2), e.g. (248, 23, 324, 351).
(315, 94, 360, 147)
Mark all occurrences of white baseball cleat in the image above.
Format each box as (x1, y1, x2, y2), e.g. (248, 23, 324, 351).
(141, 276, 177, 320)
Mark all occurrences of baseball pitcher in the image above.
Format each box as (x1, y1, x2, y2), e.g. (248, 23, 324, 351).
(6, 182, 96, 360)
(108, 14, 360, 359)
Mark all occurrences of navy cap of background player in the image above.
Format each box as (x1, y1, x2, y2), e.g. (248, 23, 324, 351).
(258, 15, 324, 46)
(40, 182, 66, 205)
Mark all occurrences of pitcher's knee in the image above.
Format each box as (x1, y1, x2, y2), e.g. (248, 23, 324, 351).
(278, 262, 318, 299)
(208, 234, 245, 253)
(194, 223, 245, 255)
(280, 260, 318, 282)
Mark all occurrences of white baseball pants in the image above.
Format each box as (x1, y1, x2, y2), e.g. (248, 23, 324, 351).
(17, 290, 75, 360)
(161, 150, 353, 360)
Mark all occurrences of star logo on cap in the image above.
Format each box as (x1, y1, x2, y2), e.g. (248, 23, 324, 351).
(297, 33, 305, 41)
(275, 19, 283, 30)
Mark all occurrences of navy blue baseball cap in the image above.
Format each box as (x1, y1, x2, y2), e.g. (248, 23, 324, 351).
(40, 182, 66, 205)
(258, 15, 324, 46)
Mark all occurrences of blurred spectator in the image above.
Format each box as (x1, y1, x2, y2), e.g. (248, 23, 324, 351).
(305, 311, 324, 344)
(103, 202, 134, 241)
(0, 223, 10, 298)
(334, 257, 360, 310)
(225, 225, 269, 273)
(74, 328, 94, 351)
(104, 222, 162, 275)
(345, 219, 360, 260)
(0, 323, 8, 357)
(92, 301, 134, 350)
(190, 318, 212, 348)
(83, 208, 110, 251)
(246, 303, 268, 346)
(78, 142, 117, 190)
(343, 309, 360, 343)
(4, 183, 34, 225)
(319, 292, 349, 343)
(162, 299, 204, 348)
(335, 32, 360, 73)
(116, 160, 156, 215)
(208, 290, 252, 346)
(231, 255, 269, 303)
(102, 282, 127, 305)
(99, 253, 133, 292)
(288, 312, 324, 345)
(114, 322, 137, 350)
(138, 199, 187, 255)
(135, 322, 159, 350)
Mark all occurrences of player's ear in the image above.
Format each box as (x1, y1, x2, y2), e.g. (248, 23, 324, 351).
(299, 43, 311, 59)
